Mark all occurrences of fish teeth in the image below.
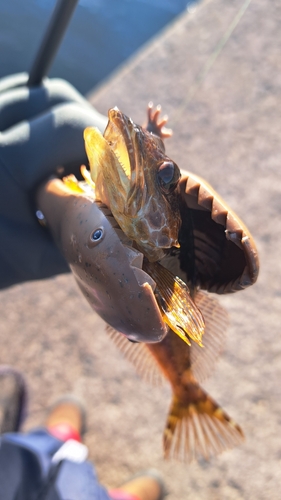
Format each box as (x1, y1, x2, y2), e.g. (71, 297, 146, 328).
(132, 267, 156, 292)
(122, 245, 156, 290)
(123, 245, 144, 268)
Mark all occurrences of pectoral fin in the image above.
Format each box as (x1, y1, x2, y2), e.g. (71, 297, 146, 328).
(143, 260, 205, 347)
(106, 326, 166, 386)
(190, 290, 229, 382)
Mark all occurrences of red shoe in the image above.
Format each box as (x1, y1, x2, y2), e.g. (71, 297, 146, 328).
(109, 470, 166, 500)
(46, 396, 86, 443)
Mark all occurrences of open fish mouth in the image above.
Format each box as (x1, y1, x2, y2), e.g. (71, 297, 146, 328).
(107, 211, 205, 347)
(107, 213, 157, 293)
(128, 247, 205, 347)
(65, 166, 204, 346)
(83, 108, 203, 345)
(103, 107, 138, 184)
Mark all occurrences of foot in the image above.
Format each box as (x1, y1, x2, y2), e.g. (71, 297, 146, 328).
(46, 396, 86, 443)
(0, 366, 27, 434)
(109, 470, 166, 500)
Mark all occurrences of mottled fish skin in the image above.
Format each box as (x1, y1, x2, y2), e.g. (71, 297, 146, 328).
(148, 326, 244, 461)
(84, 107, 182, 262)
(108, 290, 244, 462)
(36, 107, 203, 346)
(83, 107, 205, 347)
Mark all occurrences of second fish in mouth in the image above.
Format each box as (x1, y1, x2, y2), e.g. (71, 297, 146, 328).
(84, 106, 181, 262)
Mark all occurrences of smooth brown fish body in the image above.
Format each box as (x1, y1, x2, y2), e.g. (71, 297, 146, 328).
(108, 291, 244, 462)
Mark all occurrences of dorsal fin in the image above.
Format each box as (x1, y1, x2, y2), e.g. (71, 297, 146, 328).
(191, 290, 229, 382)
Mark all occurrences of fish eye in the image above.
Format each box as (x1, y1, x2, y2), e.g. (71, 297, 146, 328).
(88, 227, 104, 247)
(91, 228, 103, 241)
(157, 161, 180, 193)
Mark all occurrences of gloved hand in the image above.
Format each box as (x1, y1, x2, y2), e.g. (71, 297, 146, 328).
(0, 73, 108, 289)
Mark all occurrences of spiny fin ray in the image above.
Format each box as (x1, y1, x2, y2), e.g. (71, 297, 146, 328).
(106, 326, 166, 386)
(191, 290, 229, 382)
(163, 392, 244, 462)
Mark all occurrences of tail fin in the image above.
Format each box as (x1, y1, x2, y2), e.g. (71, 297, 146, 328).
(163, 379, 244, 461)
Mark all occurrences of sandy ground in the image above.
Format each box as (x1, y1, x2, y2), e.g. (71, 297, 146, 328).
(1, 0, 281, 498)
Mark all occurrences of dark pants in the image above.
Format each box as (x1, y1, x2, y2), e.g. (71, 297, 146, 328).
(0, 428, 111, 500)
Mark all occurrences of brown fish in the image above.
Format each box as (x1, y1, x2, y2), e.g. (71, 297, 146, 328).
(37, 177, 167, 343)
(83, 106, 205, 347)
(107, 291, 244, 462)
(143, 259, 204, 347)
(42, 104, 258, 350)
(84, 107, 181, 263)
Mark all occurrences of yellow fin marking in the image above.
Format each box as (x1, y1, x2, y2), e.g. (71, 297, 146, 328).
(62, 174, 85, 193)
(81, 165, 96, 189)
(143, 260, 205, 347)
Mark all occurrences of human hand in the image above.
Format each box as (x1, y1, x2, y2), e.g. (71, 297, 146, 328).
(0, 73, 107, 289)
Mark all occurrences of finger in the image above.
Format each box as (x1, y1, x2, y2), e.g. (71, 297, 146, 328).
(159, 126, 173, 139)
(1, 101, 108, 189)
(157, 116, 169, 127)
(0, 78, 92, 132)
(0, 73, 28, 94)
(147, 101, 153, 116)
(150, 105, 161, 124)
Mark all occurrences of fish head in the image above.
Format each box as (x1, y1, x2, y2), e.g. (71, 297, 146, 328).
(40, 179, 168, 343)
(84, 107, 182, 262)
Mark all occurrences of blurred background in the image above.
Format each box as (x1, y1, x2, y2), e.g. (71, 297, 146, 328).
(1, 0, 281, 499)
(0, 0, 196, 94)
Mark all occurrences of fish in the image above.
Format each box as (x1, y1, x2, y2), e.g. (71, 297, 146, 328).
(107, 290, 244, 462)
(143, 259, 204, 347)
(82, 106, 205, 347)
(38, 104, 259, 350)
(37, 177, 167, 343)
(37, 104, 258, 459)
(83, 106, 181, 263)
